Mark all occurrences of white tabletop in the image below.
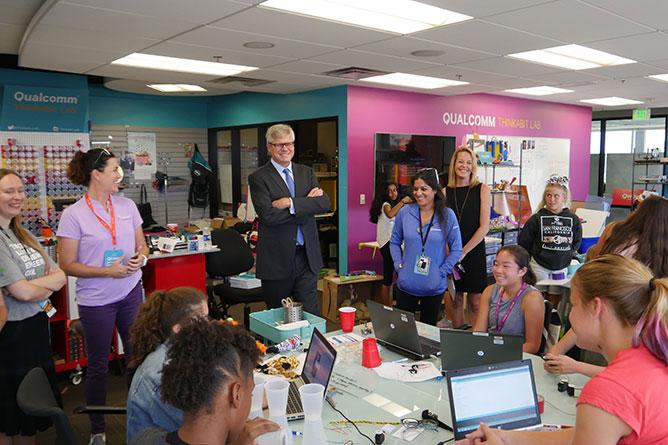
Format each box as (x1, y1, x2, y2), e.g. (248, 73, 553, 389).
(147, 246, 220, 260)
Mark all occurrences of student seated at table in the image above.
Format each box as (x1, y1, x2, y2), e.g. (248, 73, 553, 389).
(473, 245, 544, 354)
(459, 254, 668, 445)
(131, 318, 280, 445)
(126, 287, 209, 443)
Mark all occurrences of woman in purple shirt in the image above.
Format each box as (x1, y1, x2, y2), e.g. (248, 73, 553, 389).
(57, 148, 148, 445)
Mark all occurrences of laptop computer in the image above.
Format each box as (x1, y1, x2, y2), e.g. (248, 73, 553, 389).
(446, 359, 543, 440)
(286, 328, 337, 421)
(367, 300, 440, 360)
(440, 329, 523, 373)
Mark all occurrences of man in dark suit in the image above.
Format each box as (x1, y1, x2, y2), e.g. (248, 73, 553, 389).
(249, 124, 330, 314)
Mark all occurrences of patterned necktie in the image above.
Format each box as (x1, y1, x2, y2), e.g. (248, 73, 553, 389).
(283, 168, 304, 246)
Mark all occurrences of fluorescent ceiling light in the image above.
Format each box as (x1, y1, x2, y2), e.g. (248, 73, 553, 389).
(112, 53, 257, 76)
(361, 72, 468, 89)
(509, 44, 635, 70)
(259, 0, 472, 34)
(580, 97, 643, 106)
(504, 86, 574, 96)
(648, 73, 668, 83)
(147, 84, 207, 93)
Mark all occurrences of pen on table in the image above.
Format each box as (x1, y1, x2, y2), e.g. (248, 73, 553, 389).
(291, 430, 303, 437)
(392, 358, 409, 363)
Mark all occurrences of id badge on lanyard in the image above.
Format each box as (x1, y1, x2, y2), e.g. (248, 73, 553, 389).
(85, 194, 122, 267)
(413, 211, 435, 277)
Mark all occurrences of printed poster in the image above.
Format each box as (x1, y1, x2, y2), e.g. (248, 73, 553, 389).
(127, 132, 156, 179)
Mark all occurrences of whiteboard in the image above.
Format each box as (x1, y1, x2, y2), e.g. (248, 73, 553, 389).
(468, 134, 570, 212)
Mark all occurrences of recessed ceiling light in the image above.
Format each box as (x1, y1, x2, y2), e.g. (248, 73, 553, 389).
(504, 86, 574, 96)
(580, 97, 643, 106)
(259, 0, 472, 34)
(112, 53, 257, 76)
(647, 73, 668, 83)
(509, 44, 635, 70)
(243, 41, 275, 49)
(147, 84, 207, 93)
(361, 72, 468, 89)
(410, 49, 445, 57)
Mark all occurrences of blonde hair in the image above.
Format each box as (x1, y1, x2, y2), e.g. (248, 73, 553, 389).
(447, 146, 481, 188)
(265, 124, 295, 144)
(571, 254, 668, 364)
(537, 181, 570, 211)
(0, 169, 49, 264)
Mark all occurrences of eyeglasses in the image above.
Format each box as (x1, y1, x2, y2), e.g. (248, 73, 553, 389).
(401, 418, 439, 431)
(269, 141, 295, 149)
(91, 148, 111, 167)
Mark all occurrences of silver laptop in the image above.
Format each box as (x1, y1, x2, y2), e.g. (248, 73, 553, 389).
(286, 328, 337, 421)
(446, 359, 543, 440)
(367, 300, 440, 360)
(440, 329, 523, 373)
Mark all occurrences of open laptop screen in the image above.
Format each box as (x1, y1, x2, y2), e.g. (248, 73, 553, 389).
(302, 328, 336, 388)
(447, 360, 540, 438)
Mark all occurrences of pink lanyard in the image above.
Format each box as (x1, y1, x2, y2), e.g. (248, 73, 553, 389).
(494, 282, 527, 332)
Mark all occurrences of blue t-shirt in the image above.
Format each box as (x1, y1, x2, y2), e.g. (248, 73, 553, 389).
(389, 204, 462, 296)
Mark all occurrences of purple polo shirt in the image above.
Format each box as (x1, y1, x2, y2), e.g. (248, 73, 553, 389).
(57, 194, 143, 307)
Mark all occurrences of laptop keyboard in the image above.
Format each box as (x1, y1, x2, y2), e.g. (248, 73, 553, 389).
(420, 336, 441, 356)
(287, 381, 303, 414)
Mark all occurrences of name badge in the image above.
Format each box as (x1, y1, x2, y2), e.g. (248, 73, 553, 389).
(413, 254, 431, 276)
(103, 249, 125, 267)
(39, 299, 57, 318)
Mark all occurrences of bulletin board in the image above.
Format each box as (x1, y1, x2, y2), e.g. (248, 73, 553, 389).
(469, 134, 570, 212)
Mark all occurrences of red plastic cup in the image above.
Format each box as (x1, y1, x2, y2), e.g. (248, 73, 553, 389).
(362, 337, 382, 368)
(339, 307, 356, 333)
(537, 394, 544, 414)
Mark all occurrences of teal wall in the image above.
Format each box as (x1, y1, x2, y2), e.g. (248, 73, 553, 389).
(208, 86, 349, 273)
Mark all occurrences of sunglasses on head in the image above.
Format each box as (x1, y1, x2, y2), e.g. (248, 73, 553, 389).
(91, 148, 111, 167)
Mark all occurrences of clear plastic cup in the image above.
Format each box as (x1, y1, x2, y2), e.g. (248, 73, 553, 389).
(265, 379, 290, 417)
(249, 373, 267, 418)
(298, 383, 325, 421)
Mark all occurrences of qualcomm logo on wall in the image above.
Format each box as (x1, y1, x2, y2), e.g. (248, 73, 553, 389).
(442, 112, 496, 128)
(13, 90, 79, 105)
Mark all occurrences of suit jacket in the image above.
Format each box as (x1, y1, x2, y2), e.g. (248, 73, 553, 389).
(248, 162, 331, 280)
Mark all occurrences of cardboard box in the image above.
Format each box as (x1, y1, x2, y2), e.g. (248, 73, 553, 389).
(211, 218, 225, 229)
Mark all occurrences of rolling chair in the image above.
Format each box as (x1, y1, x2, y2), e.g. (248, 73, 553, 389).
(205, 228, 265, 328)
(17, 367, 125, 445)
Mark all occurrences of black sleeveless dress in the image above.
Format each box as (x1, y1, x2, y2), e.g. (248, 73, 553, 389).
(446, 183, 487, 293)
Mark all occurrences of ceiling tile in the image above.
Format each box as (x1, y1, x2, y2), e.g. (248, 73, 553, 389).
(173, 25, 340, 59)
(20, 42, 124, 73)
(484, 0, 653, 43)
(63, 0, 249, 25)
(452, 57, 565, 77)
(416, 0, 556, 18)
(41, 3, 197, 40)
(523, 70, 606, 87)
(584, 62, 662, 79)
(0, 0, 44, 25)
(145, 41, 294, 68)
(475, 77, 544, 89)
(87, 64, 222, 83)
(0, 23, 25, 53)
(410, 65, 514, 83)
(211, 7, 393, 47)
(581, 0, 668, 30)
(585, 32, 668, 62)
(352, 36, 495, 65)
(27, 24, 159, 53)
(309, 49, 442, 73)
(412, 19, 562, 55)
(266, 60, 347, 75)
(248, 69, 346, 85)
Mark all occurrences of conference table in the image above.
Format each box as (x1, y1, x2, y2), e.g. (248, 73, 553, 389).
(263, 322, 587, 444)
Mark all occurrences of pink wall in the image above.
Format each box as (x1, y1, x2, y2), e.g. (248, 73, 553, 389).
(346, 86, 593, 272)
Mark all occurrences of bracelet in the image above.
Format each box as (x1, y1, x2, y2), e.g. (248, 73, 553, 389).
(140, 254, 148, 267)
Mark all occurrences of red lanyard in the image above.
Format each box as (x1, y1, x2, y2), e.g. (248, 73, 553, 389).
(494, 282, 527, 332)
(85, 194, 117, 246)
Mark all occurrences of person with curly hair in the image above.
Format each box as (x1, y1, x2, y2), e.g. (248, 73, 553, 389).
(132, 319, 280, 445)
(126, 287, 208, 443)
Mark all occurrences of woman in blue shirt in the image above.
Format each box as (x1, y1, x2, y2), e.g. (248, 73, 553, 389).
(390, 169, 463, 325)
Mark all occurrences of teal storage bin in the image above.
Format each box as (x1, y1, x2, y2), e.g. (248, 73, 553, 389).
(249, 308, 327, 344)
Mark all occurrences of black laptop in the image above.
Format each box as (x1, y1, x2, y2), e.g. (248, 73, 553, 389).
(440, 329, 523, 373)
(446, 359, 543, 439)
(367, 300, 440, 360)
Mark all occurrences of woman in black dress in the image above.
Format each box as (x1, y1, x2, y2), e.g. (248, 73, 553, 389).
(444, 147, 490, 328)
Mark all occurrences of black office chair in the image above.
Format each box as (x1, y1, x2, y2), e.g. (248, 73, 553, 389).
(205, 228, 265, 328)
(17, 367, 126, 445)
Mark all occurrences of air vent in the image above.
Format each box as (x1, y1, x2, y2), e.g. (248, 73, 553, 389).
(322, 67, 387, 80)
(209, 76, 275, 87)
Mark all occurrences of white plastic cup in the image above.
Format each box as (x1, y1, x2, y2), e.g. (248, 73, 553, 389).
(249, 373, 267, 418)
(298, 383, 325, 421)
(265, 379, 290, 417)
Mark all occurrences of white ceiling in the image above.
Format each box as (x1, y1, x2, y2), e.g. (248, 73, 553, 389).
(5, 0, 668, 109)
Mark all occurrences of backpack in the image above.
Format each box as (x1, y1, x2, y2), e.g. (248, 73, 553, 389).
(187, 144, 213, 211)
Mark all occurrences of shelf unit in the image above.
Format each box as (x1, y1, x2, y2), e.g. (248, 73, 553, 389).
(479, 160, 524, 231)
(630, 156, 667, 208)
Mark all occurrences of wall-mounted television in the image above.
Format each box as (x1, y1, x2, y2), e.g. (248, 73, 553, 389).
(374, 133, 456, 194)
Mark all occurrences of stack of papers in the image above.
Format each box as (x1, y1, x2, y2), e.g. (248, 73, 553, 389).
(229, 273, 261, 289)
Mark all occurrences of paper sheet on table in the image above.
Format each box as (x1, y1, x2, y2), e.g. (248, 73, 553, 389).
(327, 333, 364, 346)
(373, 361, 441, 382)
